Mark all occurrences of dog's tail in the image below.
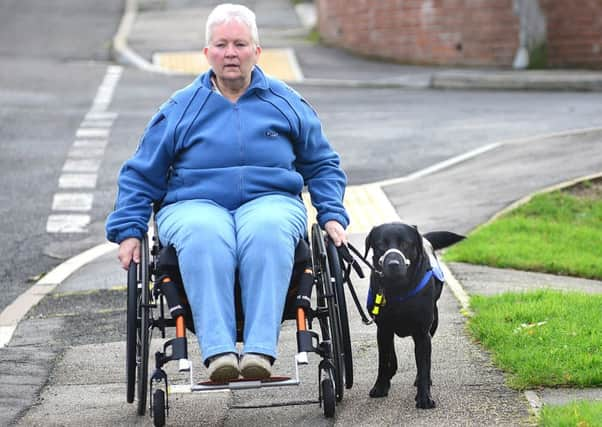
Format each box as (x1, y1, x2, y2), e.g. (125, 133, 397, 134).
(423, 231, 465, 251)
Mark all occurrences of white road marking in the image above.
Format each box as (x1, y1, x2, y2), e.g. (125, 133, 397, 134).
(68, 147, 106, 158)
(85, 111, 118, 121)
(62, 158, 102, 173)
(73, 139, 108, 149)
(58, 173, 98, 189)
(75, 128, 110, 138)
(52, 193, 94, 211)
(80, 120, 115, 128)
(0, 242, 117, 347)
(47, 65, 122, 234)
(46, 214, 91, 233)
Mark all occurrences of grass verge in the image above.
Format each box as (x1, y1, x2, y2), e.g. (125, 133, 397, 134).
(539, 400, 602, 426)
(469, 291, 602, 390)
(443, 183, 602, 280)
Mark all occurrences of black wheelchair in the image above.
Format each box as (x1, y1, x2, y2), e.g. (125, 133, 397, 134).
(125, 213, 354, 426)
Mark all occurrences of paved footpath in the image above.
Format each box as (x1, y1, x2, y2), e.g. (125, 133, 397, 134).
(2, 0, 602, 425)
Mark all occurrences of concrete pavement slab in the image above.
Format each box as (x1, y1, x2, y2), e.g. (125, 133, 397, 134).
(448, 262, 602, 297)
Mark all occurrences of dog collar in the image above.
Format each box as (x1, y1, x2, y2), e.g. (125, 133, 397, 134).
(367, 269, 435, 317)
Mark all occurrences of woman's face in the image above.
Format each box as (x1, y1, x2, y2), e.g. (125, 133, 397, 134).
(204, 20, 261, 88)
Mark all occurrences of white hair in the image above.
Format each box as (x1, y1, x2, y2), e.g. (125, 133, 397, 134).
(205, 3, 260, 46)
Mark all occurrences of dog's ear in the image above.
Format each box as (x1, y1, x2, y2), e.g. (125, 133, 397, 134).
(364, 228, 374, 258)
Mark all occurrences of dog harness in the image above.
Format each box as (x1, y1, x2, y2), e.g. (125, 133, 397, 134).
(367, 269, 438, 316)
(367, 241, 445, 317)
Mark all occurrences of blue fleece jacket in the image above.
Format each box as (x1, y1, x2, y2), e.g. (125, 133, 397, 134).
(106, 66, 349, 243)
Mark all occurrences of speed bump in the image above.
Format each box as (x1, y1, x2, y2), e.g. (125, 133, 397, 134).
(153, 48, 303, 82)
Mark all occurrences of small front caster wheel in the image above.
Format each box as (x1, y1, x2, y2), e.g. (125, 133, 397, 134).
(153, 389, 166, 427)
(321, 378, 336, 418)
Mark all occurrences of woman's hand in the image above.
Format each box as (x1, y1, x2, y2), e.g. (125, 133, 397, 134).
(118, 237, 141, 270)
(324, 220, 347, 247)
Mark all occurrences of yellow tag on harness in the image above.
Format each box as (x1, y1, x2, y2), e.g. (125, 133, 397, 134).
(371, 293, 385, 316)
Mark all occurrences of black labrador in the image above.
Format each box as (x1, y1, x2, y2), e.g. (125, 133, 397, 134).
(365, 222, 464, 408)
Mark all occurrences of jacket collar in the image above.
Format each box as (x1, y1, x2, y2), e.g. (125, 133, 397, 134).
(198, 65, 269, 93)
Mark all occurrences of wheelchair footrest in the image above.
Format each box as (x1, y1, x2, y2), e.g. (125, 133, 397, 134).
(199, 376, 291, 386)
(156, 336, 188, 369)
(190, 375, 299, 392)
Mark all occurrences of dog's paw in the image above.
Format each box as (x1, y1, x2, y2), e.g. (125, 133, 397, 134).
(369, 381, 390, 398)
(415, 393, 436, 409)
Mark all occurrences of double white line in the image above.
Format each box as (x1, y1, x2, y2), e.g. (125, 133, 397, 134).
(46, 66, 122, 233)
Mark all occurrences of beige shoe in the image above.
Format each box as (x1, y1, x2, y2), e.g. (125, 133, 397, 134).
(207, 353, 239, 382)
(239, 353, 272, 379)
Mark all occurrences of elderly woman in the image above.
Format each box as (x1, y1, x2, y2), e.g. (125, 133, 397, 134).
(106, 3, 349, 382)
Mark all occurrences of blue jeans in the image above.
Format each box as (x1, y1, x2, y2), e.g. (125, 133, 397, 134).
(156, 194, 307, 363)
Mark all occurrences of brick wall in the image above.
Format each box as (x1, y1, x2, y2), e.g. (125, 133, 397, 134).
(316, 0, 602, 68)
(540, 0, 602, 68)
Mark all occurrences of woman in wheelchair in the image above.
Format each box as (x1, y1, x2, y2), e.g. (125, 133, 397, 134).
(106, 4, 349, 383)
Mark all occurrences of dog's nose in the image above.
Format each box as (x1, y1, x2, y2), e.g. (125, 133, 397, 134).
(383, 256, 408, 277)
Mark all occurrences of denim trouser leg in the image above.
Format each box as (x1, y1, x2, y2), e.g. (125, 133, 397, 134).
(235, 195, 307, 358)
(156, 200, 238, 362)
(156, 195, 307, 363)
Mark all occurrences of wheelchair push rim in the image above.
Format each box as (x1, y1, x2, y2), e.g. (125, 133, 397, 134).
(311, 224, 346, 402)
(326, 237, 354, 390)
(125, 234, 152, 416)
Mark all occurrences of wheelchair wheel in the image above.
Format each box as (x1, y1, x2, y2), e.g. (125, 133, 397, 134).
(311, 224, 345, 402)
(126, 262, 137, 403)
(152, 389, 166, 427)
(125, 235, 152, 415)
(136, 235, 151, 416)
(326, 238, 354, 390)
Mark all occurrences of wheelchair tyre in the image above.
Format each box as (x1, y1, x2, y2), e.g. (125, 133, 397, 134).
(326, 238, 354, 390)
(321, 378, 336, 418)
(126, 262, 138, 403)
(136, 235, 151, 416)
(152, 389, 166, 427)
(311, 224, 345, 402)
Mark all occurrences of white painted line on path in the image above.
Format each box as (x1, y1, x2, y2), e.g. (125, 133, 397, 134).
(376, 143, 501, 188)
(75, 128, 110, 139)
(80, 120, 115, 128)
(46, 214, 91, 233)
(51, 193, 94, 211)
(62, 158, 101, 173)
(0, 242, 117, 347)
(73, 139, 108, 149)
(47, 65, 122, 234)
(85, 111, 118, 121)
(58, 173, 98, 189)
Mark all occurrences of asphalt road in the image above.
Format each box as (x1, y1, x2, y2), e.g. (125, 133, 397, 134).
(0, 0, 123, 312)
(2, 1, 602, 425)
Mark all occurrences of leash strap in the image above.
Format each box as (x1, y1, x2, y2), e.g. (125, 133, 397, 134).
(344, 242, 378, 274)
(335, 244, 373, 325)
(336, 244, 366, 278)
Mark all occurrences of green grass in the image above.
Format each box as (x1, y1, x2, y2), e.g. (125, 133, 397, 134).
(468, 291, 602, 390)
(539, 400, 602, 426)
(444, 189, 602, 280)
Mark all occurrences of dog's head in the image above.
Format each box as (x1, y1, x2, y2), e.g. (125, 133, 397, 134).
(365, 222, 424, 282)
